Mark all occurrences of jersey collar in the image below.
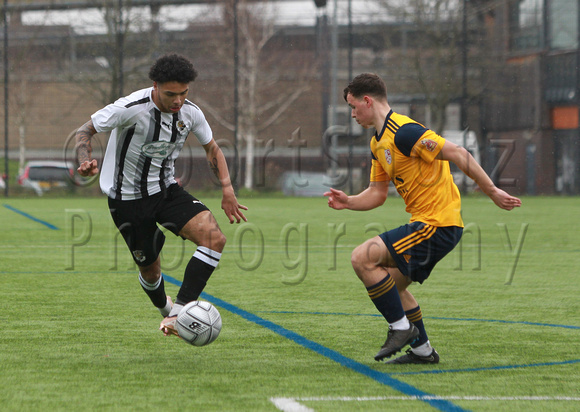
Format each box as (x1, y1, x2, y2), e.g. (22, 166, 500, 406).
(374, 109, 393, 142)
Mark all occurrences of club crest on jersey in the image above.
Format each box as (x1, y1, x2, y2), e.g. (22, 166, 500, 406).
(141, 141, 177, 159)
(384, 148, 392, 164)
(177, 120, 187, 133)
(420, 138, 438, 152)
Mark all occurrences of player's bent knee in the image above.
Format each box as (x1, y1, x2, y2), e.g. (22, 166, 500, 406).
(351, 245, 370, 272)
(197, 224, 226, 252)
(138, 264, 161, 283)
(214, 230, 227, 252)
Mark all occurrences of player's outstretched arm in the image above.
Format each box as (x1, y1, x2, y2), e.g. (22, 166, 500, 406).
(438, 142, 521, 211)
(324, 181, 388, 211)
(203, 139, 248, 224)
(75, 120, 100, 177)
(487, 187, 522, 211)
(324, 187, 350, 210)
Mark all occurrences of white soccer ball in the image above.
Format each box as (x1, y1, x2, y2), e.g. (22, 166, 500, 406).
(176, 301, 222, 346)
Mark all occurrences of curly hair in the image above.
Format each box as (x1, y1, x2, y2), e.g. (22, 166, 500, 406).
(148, 54, 198, 84)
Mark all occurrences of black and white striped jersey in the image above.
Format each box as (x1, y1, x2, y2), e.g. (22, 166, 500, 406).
(92, 87, 212, 200)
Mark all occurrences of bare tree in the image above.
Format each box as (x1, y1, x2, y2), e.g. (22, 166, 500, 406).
(6, 14, 48, 176)
(68, 0, 160, 106)
(194, 0, 318, 190)
(377, 0, 463, 134)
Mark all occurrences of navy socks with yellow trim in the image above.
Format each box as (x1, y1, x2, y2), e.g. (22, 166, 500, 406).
(367, 274, 406, 326)
(406, 306, 428, 348)
(405, 305, 434, 356)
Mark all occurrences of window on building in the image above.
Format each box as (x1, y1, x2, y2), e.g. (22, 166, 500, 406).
(549, 0, 578, 50)
(509, 0, 544, 51)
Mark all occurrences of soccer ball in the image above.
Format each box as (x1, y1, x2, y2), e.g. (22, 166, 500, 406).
(176, 301, 222, 346)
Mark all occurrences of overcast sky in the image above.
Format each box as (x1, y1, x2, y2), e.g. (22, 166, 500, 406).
(21, 1, 388, 34)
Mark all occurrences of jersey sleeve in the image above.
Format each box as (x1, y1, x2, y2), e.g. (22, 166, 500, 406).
(394, 124, 444, 163)
(369, 153, 388, 182)
(412, 129, 445, 163)
(189, 109, 213, 145)
(91, 101, 136, 133)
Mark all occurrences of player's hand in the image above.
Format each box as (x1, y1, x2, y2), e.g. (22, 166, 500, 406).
(77, 159, 99, 177)
(491, 188, 522, 211)
(222, 191, 248, 224)
(324, 187, 349, 210)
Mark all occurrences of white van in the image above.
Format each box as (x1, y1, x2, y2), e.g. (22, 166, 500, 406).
(442, 130, 481, 193)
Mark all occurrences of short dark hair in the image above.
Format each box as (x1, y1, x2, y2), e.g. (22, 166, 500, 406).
(148, 54, 198, 84)
(343, 73, 387, 102)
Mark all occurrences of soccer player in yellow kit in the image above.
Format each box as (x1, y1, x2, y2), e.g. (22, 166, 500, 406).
(325, 73, 521, 363)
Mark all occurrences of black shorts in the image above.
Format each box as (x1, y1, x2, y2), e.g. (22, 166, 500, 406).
(379, 222, 463, 284)
(108, 184, 209, 266)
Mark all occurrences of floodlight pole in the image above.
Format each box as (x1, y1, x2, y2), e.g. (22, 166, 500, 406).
(117, 0, 124, 97)
(2, 0, 8, 197)
(576, 0, 580, 194)
(329, 0, 338, 179)
(347, 0, 353, 194)
(461, 0, 468, 131)
(233, 0, 239, 192)
(314, 0, 328, 132)
(461, 0, 468, 194)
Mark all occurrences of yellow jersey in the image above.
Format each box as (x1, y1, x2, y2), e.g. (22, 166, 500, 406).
(370, 110, 463, 228)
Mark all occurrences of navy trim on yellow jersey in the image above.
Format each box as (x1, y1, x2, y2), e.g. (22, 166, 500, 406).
(394, 123, 428, 157)
(385, 114, 400, 135)
(374, 110, 427, 157)
(374, 110, 394, 142)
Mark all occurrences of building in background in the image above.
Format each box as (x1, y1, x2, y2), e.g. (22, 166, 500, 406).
(0, 0, 578, 195)
(483, 0, 580, 194)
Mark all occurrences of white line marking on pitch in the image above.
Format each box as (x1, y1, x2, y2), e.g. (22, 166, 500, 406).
(270, 398, 314, 412)
(270, 396, 580, 412)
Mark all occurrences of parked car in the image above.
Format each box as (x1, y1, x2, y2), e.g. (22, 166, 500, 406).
(442, 130, 481, 193)
(280, 171, 331, 197)
(18, 160, 76, 196)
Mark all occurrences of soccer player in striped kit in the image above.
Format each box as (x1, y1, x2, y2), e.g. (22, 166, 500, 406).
(75, 54, 248, 338)
(325, 73, 521, 363)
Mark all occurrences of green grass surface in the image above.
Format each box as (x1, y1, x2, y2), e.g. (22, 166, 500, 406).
(1, 195, 579, 411)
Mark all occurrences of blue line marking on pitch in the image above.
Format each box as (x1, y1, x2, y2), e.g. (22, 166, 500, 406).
(427, 316, 580, 330)
(3, 204, 59, 230)
(257, 310, 580, 375)
(390, 359, 580, 376)
(163, 274, 468, 412)
(260, 310, 580, 330)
